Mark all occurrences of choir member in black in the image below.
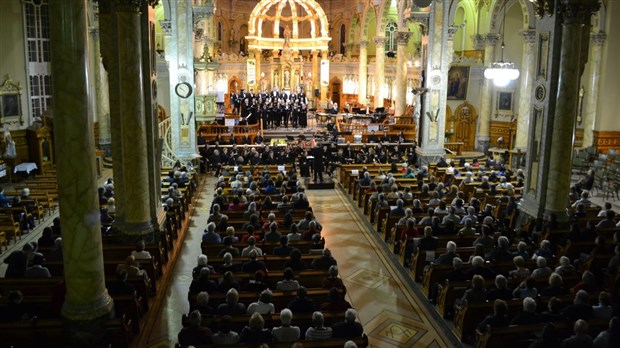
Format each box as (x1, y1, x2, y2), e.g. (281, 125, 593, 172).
(231, 92, 240, 115)
(299, 101, 307, 128)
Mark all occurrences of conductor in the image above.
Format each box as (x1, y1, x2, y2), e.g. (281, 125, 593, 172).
(311, 145, 324, 183)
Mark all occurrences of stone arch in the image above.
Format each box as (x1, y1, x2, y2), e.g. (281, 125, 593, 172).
(486, 0, 535, 33)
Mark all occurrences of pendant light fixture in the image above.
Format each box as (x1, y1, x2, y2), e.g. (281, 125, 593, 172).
(484, 1, 520, 87)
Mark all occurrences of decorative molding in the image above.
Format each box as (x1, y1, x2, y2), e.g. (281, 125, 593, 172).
(447, 26, 459, 41)
(593, 130, 620, 153)
(558, 0, 600, 23)
(471, 34, 485, 50)
(530, 0, 555, 19)
(591, 31, 606, 46)
(374, 36, 386, 45)
(519, 29, 537, 44)
(396, 31, 413, 45)
(485, 33, 502, 46)
(359, 40, 369, 49)
(159, 20, 172, 35)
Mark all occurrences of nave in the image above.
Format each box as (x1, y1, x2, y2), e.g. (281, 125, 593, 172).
(142, 176, 458, 348)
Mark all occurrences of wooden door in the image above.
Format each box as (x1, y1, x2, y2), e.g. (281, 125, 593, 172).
(451, 102, 478, 151)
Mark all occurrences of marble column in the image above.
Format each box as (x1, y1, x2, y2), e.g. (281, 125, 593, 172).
(374, 36, 386, 109)
(477, 33, 501, 151)
(91, 29, 112, 155)
(320, 50, 329, 101)
(49, 0, 113, 340)
(358, 40, 369, 103)
(99, 0, 153, 238)
(254, 48, 261, 93)
(418, 0, 451, 164)
(514, 29, 537, 149)
(311, 50, 319, 98)
(544, 0, 599, 216)
(345, 43, 353, 59)
(582, 31, 606, 147)
(395, 31, 412, 117)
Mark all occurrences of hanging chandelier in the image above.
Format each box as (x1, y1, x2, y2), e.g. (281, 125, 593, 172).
(484, 1, 519, 87)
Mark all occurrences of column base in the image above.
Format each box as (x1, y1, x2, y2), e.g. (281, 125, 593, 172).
(62, 309, 116, 348)
(416, 147, 446, 167)
(475, 136, 490, 153)
(62, 292, 114, 321)
(113, 220, 154, 242)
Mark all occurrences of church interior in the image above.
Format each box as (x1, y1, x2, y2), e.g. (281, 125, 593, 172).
(0, 0, 620, 347)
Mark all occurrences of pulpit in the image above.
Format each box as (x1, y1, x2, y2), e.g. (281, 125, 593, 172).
(27, 125, 54, 174)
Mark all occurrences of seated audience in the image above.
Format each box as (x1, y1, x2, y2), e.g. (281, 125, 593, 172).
(477, 299, 510, 333)
(241, 250, 267, 274)
(541, 273, 569, 297)
(486, 275, 513, 301)
(562, 319, 593, 348)
(288, 286, 316, 314)
(217, 288, 246, 316)
(178, 310, 212, 346)
(312, 248, 337, 270)
(564, 290, 594, 321)
(212, 315, 240, 345)
(510, 297, 541, 325)
(247, 289, 275, 315)
(240, 312, 273, 344)
(272, 309, 301, 343)
(332, 308, 364, 339)
(305, 311, 333, 340)
(285, 249, 307, 271)
(593, 316, 620, 348)
(276, 267, 300, 292)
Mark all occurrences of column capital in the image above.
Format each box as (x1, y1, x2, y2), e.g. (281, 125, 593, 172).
(396, 31, 413, 45)
(89, 27, 99, 40)
(359, 40, 369, 48)
(159, 20, 172, 35)
(557, 0, 600, 23)
(447, 26, 459, 41)
(471, 34, 485, 50)
(374, 36, 386, 45)
(591, 31, 606, 46)
(519, 29, 537, 44)
(485, 33, 502, 46)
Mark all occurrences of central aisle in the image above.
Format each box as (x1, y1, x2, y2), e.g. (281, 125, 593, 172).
(305, 187, 457, 348)
(144, 176, 459, 347)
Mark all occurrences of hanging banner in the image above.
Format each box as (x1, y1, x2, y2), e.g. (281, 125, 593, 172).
(320, 59, 329, 87)
(247, 59, 256, 86)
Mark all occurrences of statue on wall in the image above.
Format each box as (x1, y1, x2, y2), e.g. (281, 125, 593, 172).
(284, 70, 291, 89)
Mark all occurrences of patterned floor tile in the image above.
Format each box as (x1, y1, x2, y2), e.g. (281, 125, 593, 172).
(365, 311, 430, 347)
(344, 268, 390, 289)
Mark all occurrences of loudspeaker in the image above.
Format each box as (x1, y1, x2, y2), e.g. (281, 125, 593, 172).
(314, 89, 320, 97)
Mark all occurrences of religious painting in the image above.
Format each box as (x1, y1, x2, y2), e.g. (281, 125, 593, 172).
(1, 95, 19, 117)
(446, 66, 469, 100)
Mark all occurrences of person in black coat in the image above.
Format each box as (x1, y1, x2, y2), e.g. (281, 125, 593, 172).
(332, 308, 364, 339)
(477, 299, 511, 333)
(311, 145, 325, 182)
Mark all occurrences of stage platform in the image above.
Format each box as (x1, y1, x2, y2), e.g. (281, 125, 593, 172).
(305, 177, 335, 190)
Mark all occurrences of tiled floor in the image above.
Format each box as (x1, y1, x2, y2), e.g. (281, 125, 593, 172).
(143, 177, 460, 347)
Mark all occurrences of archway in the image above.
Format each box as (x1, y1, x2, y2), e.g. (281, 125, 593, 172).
(328, 77, 342, 107)
(226, 77, 243, 113)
